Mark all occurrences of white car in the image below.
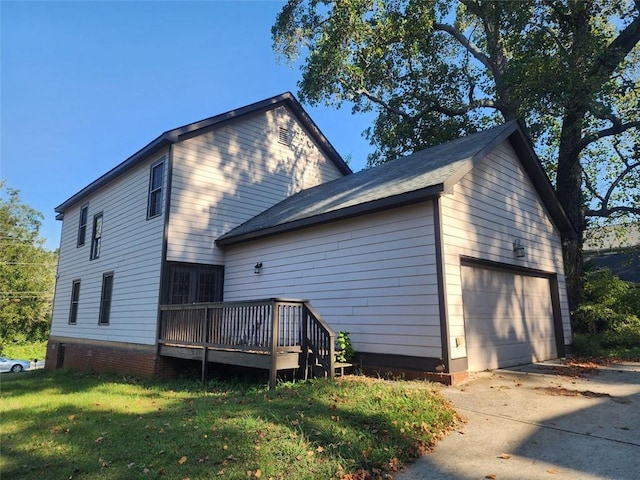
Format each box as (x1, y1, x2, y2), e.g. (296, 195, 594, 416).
(0, 356, 31, 373)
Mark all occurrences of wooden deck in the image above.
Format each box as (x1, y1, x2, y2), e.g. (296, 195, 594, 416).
(158, 298, 335, 388)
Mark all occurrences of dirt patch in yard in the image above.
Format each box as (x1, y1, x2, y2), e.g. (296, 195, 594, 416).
(541, 358, 615, 378)
(536, 386, 611, 398)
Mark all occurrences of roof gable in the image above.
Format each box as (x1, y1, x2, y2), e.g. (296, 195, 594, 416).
(55, 92, 350, 217)
(217, 122, 575, 246)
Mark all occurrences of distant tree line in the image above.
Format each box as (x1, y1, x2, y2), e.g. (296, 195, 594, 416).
(0, 181, 57, 351)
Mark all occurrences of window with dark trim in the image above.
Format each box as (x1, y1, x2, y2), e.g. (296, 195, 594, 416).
(77, 205, 88, 247)
(98, 272, 114, 325)
(90, 213, 103, 260)
(147, 160, 164, 218)
(69, 280, 81, 324)
(163, 262, 224, 304)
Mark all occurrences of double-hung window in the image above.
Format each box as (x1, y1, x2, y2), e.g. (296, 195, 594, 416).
(90, 213, 103, 260)
(147, 160, 164, 218)
(69, 280, 81, 324)
(98, 272, 114, 325)
(77, 205, 88, 247)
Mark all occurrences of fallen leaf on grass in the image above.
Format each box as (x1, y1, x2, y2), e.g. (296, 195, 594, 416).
(178, 456, 188, 465)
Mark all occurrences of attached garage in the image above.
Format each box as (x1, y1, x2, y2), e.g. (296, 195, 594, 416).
(461, 264, 560, 371)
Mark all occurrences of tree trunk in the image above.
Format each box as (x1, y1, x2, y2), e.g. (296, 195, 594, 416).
(556, 110, 585, 316)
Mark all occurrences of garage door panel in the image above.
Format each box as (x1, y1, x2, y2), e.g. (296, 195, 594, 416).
(462, 265, 557, 371)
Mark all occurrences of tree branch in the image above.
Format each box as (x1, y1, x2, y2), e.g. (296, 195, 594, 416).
(433, 23, 496, 75)
(585, 205, 640, 218)
(352, 85, 500, 119)
(601, 158, 640, 212)
(352, 86, 411, 119)
(588, 2, 640, 81)
(419, 98, 500, 117)
(582, 169, 604, 205)
(574, 120, 640, 153)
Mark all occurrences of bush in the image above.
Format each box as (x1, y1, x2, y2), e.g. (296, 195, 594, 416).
(573, 269, 640, 334)
(572, 268, 640, 360)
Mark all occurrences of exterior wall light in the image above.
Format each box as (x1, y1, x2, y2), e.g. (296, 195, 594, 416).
(513, 239, 525, 258)
(254, 262, 263, 274)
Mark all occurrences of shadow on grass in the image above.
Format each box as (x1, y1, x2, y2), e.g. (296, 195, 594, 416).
(1, 370, 454, 480)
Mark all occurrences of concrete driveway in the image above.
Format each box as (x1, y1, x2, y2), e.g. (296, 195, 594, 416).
(397, 361, 640, 480)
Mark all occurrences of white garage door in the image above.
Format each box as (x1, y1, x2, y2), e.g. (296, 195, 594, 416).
(462, 265, 557, 371)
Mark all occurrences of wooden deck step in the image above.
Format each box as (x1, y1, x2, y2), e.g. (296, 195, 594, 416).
(335, 362, 352, 376)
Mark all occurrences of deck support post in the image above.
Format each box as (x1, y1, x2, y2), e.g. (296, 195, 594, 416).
(201, 307, 210, 386)
(269, 300, 280, 390)
(301, 305, 309, 380)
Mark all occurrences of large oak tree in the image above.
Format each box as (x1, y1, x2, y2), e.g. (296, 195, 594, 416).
(273, 0, 640, 313)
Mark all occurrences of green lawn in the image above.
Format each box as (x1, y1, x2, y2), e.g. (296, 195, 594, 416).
(1, 341, 48, 362)
(0, 370, 455, 480)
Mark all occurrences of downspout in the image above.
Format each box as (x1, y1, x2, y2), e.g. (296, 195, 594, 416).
(432, 196, 451, 373)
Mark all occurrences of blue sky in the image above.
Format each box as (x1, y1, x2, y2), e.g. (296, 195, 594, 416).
(1, 1, 374, 250)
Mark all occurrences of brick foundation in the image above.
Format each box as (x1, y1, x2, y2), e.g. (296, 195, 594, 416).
(45, 337, 182, 378)
(359, 364, 468, 385)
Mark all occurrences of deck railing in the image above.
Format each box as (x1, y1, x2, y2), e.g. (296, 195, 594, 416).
(158, 298, 335, 388)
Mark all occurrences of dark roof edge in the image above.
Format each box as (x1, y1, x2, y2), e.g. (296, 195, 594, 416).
(442, 121, 519, 193)
(55, 92, 351, 215)
(54, 134, 172, 215)
(507, 121, 577, 239)
(217, 183, 444, 247)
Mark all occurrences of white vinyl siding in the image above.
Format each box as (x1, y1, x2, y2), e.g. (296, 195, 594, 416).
(223, 203, 441, 358)
(167, 106, 345, 265)
(50, 150, 168, 346)
(440, 141, 571, 360)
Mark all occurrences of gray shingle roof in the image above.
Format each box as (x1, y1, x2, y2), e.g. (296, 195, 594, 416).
(217, 121, 525, 246)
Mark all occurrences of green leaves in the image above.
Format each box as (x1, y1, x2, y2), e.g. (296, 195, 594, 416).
(272, 0, 639, 221)
(0, 181, 57, 347)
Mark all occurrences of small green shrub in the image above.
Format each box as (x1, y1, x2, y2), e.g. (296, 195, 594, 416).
(335, 331, 354, 363)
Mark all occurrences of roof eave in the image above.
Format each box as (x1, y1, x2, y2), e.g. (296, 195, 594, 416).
(54, 92, 351, 216)
(54, 133, 173, 215)
(507, 123, 577, 239)
(217, 183, 445, 247)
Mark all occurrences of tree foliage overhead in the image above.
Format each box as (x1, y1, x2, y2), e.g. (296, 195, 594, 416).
(273, 0, 640, 309)
(273, 0, 639, 219)
(0, 181, 57, 346)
